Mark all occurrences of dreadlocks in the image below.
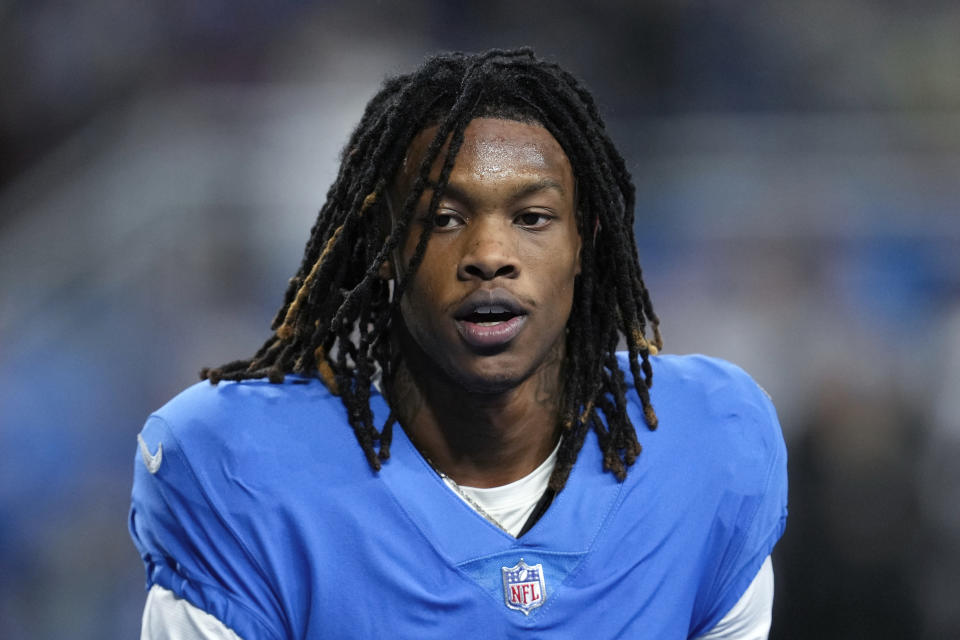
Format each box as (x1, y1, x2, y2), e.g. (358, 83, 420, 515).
(201, 48, 662, 491)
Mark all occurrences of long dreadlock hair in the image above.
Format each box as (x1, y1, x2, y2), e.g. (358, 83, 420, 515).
(202, 48, 662, 491)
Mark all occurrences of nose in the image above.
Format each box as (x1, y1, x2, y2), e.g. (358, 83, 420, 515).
(457, 219, 518, 281)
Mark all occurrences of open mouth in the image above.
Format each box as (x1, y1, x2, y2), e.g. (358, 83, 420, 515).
(460, 305, 521, 326)
(455, 301, 528, 349)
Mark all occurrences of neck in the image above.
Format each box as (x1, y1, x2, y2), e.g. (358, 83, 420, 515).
(387, 333, 563, 488)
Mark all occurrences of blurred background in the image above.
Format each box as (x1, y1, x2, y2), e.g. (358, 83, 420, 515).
(1, 1, 958, 637)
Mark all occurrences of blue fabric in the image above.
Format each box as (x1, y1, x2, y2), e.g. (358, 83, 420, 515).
(129, 353, 787, 639)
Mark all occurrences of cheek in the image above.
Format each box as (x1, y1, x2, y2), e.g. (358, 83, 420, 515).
(400, 247, 451, 323)
(534, 235, 581, 279)
(530, 247, 578, 317)
(399, 289, 443, 355)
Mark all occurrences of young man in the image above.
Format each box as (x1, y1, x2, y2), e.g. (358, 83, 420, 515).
(130, 49, 787, 639)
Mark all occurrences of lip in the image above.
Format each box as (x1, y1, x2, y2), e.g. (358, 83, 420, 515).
(453, 289, 530, 350)
(456, 314, 528, 349)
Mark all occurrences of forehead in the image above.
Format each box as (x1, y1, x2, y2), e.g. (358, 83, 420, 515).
(395, 118, 573, 192)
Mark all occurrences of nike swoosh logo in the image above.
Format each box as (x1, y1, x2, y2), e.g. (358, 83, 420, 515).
(137, 434, 163, 474)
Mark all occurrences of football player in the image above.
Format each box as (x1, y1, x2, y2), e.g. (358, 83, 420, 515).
(130, 48, 786, 639)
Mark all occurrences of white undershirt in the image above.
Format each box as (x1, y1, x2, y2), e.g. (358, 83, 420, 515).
(141, 447, 775, 640)
(441, 438, 561, 536)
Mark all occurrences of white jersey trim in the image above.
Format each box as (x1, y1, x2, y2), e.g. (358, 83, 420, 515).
(141, 584, 243, 640)
(694, 556, 774, 640)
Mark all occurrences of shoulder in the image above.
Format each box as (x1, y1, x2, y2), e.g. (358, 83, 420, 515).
(615, 353, 787, 634)
(132, 375, 378, 521)
(618, 352, 784, 485)
(151, 375, 345, 440)
(619, 351, 775, 420)
(141, 376, 362, 475)
(128, 377, 368, 640)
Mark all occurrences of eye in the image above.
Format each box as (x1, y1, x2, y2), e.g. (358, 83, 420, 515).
(515, 211, 554, 229)
(433, 211, 464, 230)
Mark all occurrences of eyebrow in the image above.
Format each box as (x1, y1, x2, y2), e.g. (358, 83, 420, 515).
(507, 178, 567, 200)
(424, 177, 566, 204)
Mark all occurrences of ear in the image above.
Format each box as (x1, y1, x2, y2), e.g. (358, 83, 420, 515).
(378, 259, 395, 280)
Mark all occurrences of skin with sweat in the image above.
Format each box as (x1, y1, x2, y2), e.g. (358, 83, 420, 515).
(386, 118, 581, 488)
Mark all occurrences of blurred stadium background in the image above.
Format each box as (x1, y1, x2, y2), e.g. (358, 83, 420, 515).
(1, 1, 959, 638)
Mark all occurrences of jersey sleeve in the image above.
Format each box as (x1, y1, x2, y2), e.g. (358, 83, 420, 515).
(128, 413, 286, 640)
(687, 359, 788, 637)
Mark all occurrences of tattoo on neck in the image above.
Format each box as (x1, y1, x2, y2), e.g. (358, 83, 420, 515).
(534, 343, 563, 412)
(387, 360, 423, 426)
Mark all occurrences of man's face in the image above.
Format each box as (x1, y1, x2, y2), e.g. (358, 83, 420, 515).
(390, 117, 581, 393)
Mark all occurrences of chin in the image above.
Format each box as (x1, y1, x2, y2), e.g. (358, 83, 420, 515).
(458, 373, 523, 395)
(443, 355, 532, 395)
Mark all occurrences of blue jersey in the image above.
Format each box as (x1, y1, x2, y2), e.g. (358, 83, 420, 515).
(129, 354, 787, 639)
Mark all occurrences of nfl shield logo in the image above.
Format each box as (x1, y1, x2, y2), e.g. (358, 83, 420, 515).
(501, 559, 547, 615)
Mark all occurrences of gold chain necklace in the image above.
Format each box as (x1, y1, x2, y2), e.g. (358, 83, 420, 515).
(428, 460, 513, 536)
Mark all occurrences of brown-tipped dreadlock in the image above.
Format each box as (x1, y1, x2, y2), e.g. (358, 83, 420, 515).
(202, 48, 663, 491)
